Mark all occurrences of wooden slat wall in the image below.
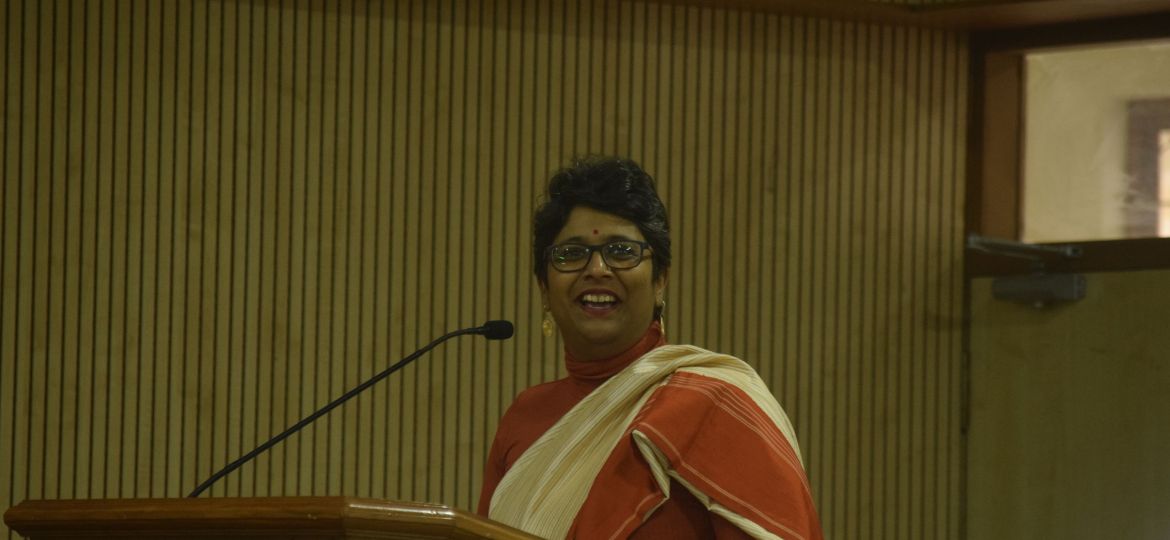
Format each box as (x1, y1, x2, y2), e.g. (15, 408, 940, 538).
(0, 1, 967, 538)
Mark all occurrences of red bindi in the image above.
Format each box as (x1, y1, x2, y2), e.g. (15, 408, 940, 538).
(593, 229, 599, 235)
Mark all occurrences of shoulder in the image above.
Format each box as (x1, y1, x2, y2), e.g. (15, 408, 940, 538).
(495, 376, 583, 444)
(491, 376, 584, 470)
(501, 378, 570, 420)
(642, 344, 761, 381)
(647, 343, 746, 365)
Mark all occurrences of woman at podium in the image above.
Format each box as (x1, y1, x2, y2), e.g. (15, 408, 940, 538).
(478, 156, 823, 540)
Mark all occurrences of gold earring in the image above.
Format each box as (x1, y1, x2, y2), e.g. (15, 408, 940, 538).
(542, 310, 555, 337)
(657, 299, 666, 338)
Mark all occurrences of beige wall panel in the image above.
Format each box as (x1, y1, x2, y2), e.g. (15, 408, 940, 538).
(969, 271, 1170, 539)
(0, 1, 966, 538)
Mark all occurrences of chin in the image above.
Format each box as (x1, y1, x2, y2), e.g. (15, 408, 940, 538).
(574, 318, 625, 338)
(580, 332, 624, 347)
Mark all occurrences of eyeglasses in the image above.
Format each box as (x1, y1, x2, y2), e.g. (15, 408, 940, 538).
(547, 240, 651, 272)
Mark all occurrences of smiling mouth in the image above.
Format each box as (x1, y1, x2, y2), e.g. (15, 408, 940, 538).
(579, 293, 619, 311)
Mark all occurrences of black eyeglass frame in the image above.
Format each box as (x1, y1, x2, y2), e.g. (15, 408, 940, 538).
(545, 240, 653, 273)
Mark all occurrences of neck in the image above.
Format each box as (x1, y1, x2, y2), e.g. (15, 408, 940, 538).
(564, 321, 665, 382)
(564, 319, 663, 362)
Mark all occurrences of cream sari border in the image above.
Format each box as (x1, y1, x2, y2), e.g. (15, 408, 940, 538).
(488, 345, 803, 540)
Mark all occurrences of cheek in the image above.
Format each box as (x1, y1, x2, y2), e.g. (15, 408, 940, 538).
(627, 271, 658, 301)
(547, 275, 576, 303)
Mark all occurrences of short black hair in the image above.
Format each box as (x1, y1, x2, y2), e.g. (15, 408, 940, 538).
(532, 156, 671, 315)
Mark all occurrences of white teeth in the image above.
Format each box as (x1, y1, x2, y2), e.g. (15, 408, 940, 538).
(581, 293, 617, 303)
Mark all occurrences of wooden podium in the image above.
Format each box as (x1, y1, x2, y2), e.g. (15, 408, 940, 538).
(4, 497, 540, 539)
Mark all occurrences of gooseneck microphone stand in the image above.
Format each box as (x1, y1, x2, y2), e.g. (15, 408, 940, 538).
(188, 320, 514, 498)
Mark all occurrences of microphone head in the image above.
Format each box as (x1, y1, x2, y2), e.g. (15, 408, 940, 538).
(479, 320, 514, 340)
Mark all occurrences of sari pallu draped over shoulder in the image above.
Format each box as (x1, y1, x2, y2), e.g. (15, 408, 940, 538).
(488, 345, 823, 540)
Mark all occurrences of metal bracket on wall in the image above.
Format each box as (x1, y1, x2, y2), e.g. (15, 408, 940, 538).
(967, 234, 1087, 308)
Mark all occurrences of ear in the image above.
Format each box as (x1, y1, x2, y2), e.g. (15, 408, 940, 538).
(538, 281, 549, 309)
(654, 269, 669, 302)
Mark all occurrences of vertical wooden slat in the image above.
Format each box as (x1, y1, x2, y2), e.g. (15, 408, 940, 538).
(426, 0, 443, 503)
(27, 0, 48, 504)
(741, 10, 761, 380)
(78, 0, 98, 500)
(229, 0, 253, 497)
(270, 0, 294, 497)
(949, 32, 968, 540)
(875, 20, 892, 535)
(452, 0, 474, 506)
(666, 2, 684, 340)
(922, 28, 942, 539)
(90, 0, 114, 499)
(825, 18, 844, 534)
(486, 0, 508, 458)
(756, 10, 776, 394)
(400, 0, 420, 500)
(111, 0, 133, 500)
(8, 0, 32, 510)
(417, 0, 438, 504)
(927, 30, 949, 538)
(328, 0, 351, 499)
(854, 22, 875, 538)
(511, 0, 531, 415)
(41, 0, 65, 502)
(138, 0, 161, 499)
(891, 25, 909, 540)
(180, 0, 203, 498)
(120, 0, 142, 500)
(212, 0, 236, 499)
(436, 0, 458, 504)
(317, 0, 339, 498)
(196, 0, 220, 497)
(372, 0, 395, 501)
(475, 0, 496, 503)
(386, 0, 408, 500)
(1, 0, 16, 509)
(241, 0, 263, 497)
(362, 0, 382, 501)
(781, 14, 802, 431)
(59, 0, 85, 502)
(299, 0, 321, 496)
(715, 6, 733, 355)
(523, 0, 546, 394)
(154, 0, 173, 498)
(0, 0, 14, 517)
(350, 0, 374, 501)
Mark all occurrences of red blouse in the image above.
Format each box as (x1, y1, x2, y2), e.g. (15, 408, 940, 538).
(477, 323, 750, 539)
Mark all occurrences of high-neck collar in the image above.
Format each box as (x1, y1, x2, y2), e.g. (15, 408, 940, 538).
(564, 321, 666, 383)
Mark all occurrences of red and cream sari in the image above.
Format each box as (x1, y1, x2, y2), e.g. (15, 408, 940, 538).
(488, 345, 823, 540)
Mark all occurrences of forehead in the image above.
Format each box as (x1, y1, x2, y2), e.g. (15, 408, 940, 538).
(554, 206, 645, 243)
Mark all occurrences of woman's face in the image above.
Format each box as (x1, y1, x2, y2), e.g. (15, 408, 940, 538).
(541, 206, 667, 361)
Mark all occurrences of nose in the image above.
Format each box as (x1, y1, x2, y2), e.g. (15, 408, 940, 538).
(581, 249, 612, 277)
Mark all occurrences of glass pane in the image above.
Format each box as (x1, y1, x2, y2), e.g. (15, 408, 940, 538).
(1022, 41, 1170, 243)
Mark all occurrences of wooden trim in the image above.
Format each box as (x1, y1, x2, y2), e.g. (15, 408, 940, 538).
(634, 0, 918, 26)
(967, 50, 1023, 239)
(638, 0, 1170, 29)
(967, 238, 1170, 276)
(917, 0, 1170, 30)
(972, 11, 1170, 51)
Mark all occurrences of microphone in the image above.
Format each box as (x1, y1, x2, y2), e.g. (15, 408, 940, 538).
(477, 319, 514, 340)
(188, 320, 514, 498)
